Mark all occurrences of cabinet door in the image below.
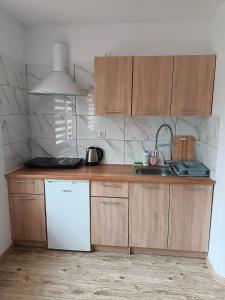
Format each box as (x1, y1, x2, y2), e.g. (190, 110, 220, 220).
(9, 194, 46, 242)
(91, 197, 128, 247)
(94, 56, 132, 115)
(168, 185, 213, 252)
(132, 56, 173, 116)
(171, 55, 216, 116)
(129, 183, 169, 249)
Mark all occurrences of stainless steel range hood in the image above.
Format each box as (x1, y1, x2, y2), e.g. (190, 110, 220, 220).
(29, 43, 81, 96)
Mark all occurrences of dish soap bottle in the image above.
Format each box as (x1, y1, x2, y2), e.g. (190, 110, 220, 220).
(149, 151, 158, 166)
(143, 150, 149, 166)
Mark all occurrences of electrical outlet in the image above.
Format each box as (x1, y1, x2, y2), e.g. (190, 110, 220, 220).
(98, 130, 106, 138)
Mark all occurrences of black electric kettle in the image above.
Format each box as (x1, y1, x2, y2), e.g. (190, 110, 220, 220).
(85, 147, 103, 166)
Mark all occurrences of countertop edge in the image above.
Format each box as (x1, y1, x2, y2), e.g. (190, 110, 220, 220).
(5, 165, 216, 185)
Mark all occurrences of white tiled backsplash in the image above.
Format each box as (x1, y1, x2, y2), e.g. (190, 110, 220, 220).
(0, 57, 219, 179)
(0, 52, 30, 173)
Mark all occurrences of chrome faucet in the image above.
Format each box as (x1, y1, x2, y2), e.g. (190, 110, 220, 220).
(154, 124, 174, 163)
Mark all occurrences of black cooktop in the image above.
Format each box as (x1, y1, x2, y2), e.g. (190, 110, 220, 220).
(24, 157, 83, 169)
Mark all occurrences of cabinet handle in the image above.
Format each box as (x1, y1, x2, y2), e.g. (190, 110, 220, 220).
(103, 183, 121, 188)
(182, 112, 202, 115)
(101, 200, 121, 205)
(17, 197, 36, 200)
(16, 180, 35, 184)
(141, 184, 160, 189)
(105, 110, 122, 114)
(184, 186, 207, 191)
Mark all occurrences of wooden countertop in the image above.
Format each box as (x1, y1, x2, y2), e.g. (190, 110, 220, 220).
(6, 164, 215, 185)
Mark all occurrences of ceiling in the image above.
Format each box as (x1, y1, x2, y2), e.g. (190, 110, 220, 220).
(0, 0, 224, 27)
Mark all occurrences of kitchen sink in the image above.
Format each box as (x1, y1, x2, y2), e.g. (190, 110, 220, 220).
(132, 165, 172, 176)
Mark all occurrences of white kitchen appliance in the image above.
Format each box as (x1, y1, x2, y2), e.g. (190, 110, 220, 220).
(45, 180, 91, 251)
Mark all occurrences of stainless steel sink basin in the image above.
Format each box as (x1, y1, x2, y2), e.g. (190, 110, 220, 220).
(132, 165, 172, 176)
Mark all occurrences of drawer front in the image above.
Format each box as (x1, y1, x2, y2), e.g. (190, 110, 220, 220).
(8, 179, 44, 194)
(91, 197, 128, 247)
(9, 194, 46, 242)
(91, 181, 128, 198)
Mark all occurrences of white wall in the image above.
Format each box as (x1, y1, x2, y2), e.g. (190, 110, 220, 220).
(0, 125, 11, 256)
(0, 10, 26, 61)
(208, 3, 225, 278)
(0, 10, 26, 256)
(26, 21, 212, 64)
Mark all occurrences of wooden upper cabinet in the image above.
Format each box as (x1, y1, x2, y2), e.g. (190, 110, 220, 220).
(94, 56, 133, 115)
(94, 55, 215, 116)
(132, 56, 173, 116)
(129, 183, 170, 249)
(168, 184, 213, 252)
(171, 55, 216, 116)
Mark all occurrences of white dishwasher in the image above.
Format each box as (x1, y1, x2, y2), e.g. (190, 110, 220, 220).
(45, 180, 91, 251)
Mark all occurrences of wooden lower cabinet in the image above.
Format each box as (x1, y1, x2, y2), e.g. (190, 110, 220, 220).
(129, 183, 170, 249)
(9, 194, 46, 242)
(168, 184, 213, 252)
(91, 197, 128, 247)
(7, 176, 213, 254)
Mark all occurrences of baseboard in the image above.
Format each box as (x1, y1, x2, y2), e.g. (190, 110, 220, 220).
(0, 244, 12, 265)
(131, 247, 207, 258)
(93, 245, 130, 254)
(206, 257, 225, 286)
(13, 240, 47, 248)
(92, 245, 206, 258)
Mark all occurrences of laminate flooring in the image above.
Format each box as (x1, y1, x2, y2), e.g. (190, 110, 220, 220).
(0, 247, 224, 299)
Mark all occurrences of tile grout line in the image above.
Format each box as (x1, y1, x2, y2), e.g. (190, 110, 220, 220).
(2, 138, 30, 147)
(0, 83, 27, 90)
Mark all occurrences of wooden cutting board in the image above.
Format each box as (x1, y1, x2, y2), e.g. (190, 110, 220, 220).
(172, 135, 196, 161)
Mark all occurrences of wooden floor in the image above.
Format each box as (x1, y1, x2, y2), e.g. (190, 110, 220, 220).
(0, 248, 224, 300)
